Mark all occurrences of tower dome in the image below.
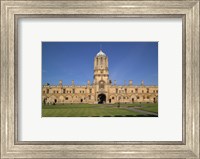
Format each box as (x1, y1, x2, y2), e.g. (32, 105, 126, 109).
(96, 50, 106, 57)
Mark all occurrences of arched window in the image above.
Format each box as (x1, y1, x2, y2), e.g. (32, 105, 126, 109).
(99, 81, 105, 89)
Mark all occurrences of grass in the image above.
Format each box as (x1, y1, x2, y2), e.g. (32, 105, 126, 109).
(42, 103, 158, 117)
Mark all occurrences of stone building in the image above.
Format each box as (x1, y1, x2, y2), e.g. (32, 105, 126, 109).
(42, 50, 158, 104)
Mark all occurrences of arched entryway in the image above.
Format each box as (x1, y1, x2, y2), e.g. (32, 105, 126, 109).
(153, 97, 156, 103)
(98, 94, 106, 104)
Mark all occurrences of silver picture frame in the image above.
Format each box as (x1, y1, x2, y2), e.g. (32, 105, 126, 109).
(1, 0, 199, 158)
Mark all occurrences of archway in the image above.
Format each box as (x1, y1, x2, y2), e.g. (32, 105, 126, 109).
(153, 97, 156, 103)
(98, 94, 106, 104)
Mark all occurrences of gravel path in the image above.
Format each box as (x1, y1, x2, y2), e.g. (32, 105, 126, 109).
(124, 107, 158, 116)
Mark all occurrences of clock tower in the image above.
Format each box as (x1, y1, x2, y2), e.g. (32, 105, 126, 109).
(93, 50, 109, 89)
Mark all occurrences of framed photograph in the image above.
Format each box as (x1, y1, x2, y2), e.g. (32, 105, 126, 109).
(42, 42, 158, 117)
(1, 0, 199, 158)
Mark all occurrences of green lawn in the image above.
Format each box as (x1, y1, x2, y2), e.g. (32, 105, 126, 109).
(42, 103, 158, 117)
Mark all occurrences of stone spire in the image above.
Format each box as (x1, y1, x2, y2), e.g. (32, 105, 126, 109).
(141, 80, 144, 86)
(87, 80, 90, 86)
(129, 80, 133, 86)
(59, 80, 62, 86)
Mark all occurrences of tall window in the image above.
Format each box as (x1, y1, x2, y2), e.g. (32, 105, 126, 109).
(135, 88, 138, 93)
(125, 88, 127, 93)
(116, 88, 118, 93)
(90, 89, 92, 93)
(63, 89, 66, 93)
(47, 89, 49, 94)
(72, 89, 75, 94)
(99, 81, 105, 89)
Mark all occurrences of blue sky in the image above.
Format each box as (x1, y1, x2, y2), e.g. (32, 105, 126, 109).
(42, 42, 158, 86)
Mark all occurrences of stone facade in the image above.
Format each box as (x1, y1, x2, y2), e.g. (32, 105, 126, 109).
(42, 50, 158, 104)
